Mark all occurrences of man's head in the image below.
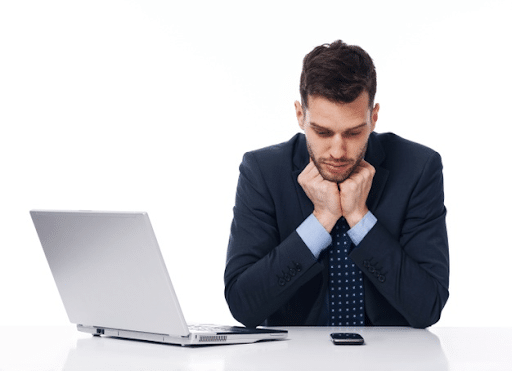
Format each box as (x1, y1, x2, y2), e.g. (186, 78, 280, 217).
(299, 40, 377, 110)
(295, 40, 379, 183)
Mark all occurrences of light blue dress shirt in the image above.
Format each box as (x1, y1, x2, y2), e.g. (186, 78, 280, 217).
(296, 211, 377, 259)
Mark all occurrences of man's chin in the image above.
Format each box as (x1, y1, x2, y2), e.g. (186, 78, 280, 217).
(318, 166, 352, 183)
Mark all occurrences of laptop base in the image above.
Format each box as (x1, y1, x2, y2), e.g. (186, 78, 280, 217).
(78, 324, 287, 346)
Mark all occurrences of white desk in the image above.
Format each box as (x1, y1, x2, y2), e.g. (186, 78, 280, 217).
(1, 326, 511, 370)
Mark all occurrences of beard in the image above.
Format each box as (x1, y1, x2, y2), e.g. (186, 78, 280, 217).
(307, 141, 368, 183)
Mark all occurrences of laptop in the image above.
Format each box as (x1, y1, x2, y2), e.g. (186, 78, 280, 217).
(30, 210, 287, 346)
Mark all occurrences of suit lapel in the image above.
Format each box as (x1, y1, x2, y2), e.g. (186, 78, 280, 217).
(291, 132, 389, 216)
(365, 132, 389, 211)
(292, 135, 314, 220)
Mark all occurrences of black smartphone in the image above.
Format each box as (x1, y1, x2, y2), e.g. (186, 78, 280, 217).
(330, 332, 365, 345)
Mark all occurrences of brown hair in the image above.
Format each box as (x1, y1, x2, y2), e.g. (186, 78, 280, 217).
(300, 40, 377, 109)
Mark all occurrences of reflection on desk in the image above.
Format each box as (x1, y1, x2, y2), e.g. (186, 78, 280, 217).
(1, 326, 511, 370)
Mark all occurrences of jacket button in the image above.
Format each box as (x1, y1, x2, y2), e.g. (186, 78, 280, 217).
(378, 275, 386, 283)
(278, 278, 286, 286)
(284, 273, 291, 282)
(295, 263, 302, 272)
(368, 266, 375, 273)
(289, 267, 296, 276)
(363, 260, 369, 268)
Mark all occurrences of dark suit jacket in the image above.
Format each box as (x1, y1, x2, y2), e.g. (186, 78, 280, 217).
(224, 132, 449, 329)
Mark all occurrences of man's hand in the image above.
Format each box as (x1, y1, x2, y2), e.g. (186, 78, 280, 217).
(339, 159, 375, 227)
(298, 159, 375, 231)
(298, 161, 342, 233)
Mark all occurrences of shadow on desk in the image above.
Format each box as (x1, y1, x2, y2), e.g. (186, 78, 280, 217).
(61, 328, 448, 371)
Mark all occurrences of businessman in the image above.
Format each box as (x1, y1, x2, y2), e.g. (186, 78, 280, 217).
(224, 40, 449, 328)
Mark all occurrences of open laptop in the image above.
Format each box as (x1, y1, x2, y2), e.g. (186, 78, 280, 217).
(30, 210, 287, 346)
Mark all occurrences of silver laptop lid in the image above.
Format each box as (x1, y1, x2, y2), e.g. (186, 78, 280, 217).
(30, 210, 189, 337)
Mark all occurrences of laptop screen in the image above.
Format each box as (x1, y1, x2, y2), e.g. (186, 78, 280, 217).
(31, 210, 190, 336)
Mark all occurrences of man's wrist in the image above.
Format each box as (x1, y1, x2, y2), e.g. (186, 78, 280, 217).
(347, 211, 377, 246)
(312, 210, 339, 233)
(344, 207, 369, 228)
(296, 214, 333, 259)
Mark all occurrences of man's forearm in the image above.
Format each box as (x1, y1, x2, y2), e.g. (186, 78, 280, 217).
(224, 230, 323, 327)
(350, 218, 449, 328)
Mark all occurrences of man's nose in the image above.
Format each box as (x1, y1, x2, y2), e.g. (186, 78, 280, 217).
(329, 134, 346, 159)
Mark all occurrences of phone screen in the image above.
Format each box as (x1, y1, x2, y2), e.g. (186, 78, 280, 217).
(330, 332, 365, 345)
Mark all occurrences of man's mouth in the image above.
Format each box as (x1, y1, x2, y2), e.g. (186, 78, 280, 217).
(324, 162, 350, 173)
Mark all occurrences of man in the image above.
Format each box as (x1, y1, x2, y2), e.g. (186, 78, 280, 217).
(224, 40, 449, 329)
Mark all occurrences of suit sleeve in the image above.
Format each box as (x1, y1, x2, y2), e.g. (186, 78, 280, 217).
(224, 152, 323, 327)
(350, 151, 449, 328)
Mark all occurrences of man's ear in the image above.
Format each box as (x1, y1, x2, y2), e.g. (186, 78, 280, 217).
(371, 103, 380, 131)
(294, 100, 305, 130)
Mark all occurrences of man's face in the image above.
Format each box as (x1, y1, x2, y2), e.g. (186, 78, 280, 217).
(295, 92, 379, 183)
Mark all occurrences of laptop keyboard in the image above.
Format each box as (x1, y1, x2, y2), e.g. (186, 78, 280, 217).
(188, 325, 252, 333)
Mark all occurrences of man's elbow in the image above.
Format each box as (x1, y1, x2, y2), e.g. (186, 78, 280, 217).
(224, 285, 265, 328)
(409, 288, 449, 329)
(409, 317, 438, 329)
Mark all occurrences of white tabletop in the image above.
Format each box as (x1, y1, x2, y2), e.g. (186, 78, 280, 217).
(1, 326, 511, 370)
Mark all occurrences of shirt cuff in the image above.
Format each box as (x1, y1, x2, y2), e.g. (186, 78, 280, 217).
(347, 211, 377, 246)
(296, 214, 332, 259)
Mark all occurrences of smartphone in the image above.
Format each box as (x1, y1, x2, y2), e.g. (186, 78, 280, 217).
(330, 332, 365, 345)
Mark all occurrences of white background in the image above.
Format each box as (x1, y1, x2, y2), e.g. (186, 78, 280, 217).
(1, 0, 511, 327)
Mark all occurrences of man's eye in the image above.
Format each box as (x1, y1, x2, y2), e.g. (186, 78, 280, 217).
(316, 131, 330, 137)
(347, 131, 362, 137)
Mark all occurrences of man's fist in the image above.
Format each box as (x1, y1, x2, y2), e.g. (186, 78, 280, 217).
(298, 159, 375, 231)
(298, 160, 342, 233)
(339, 159, 375, 227)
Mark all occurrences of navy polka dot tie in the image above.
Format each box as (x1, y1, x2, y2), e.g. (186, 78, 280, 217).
(328, 218, 365, 326)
